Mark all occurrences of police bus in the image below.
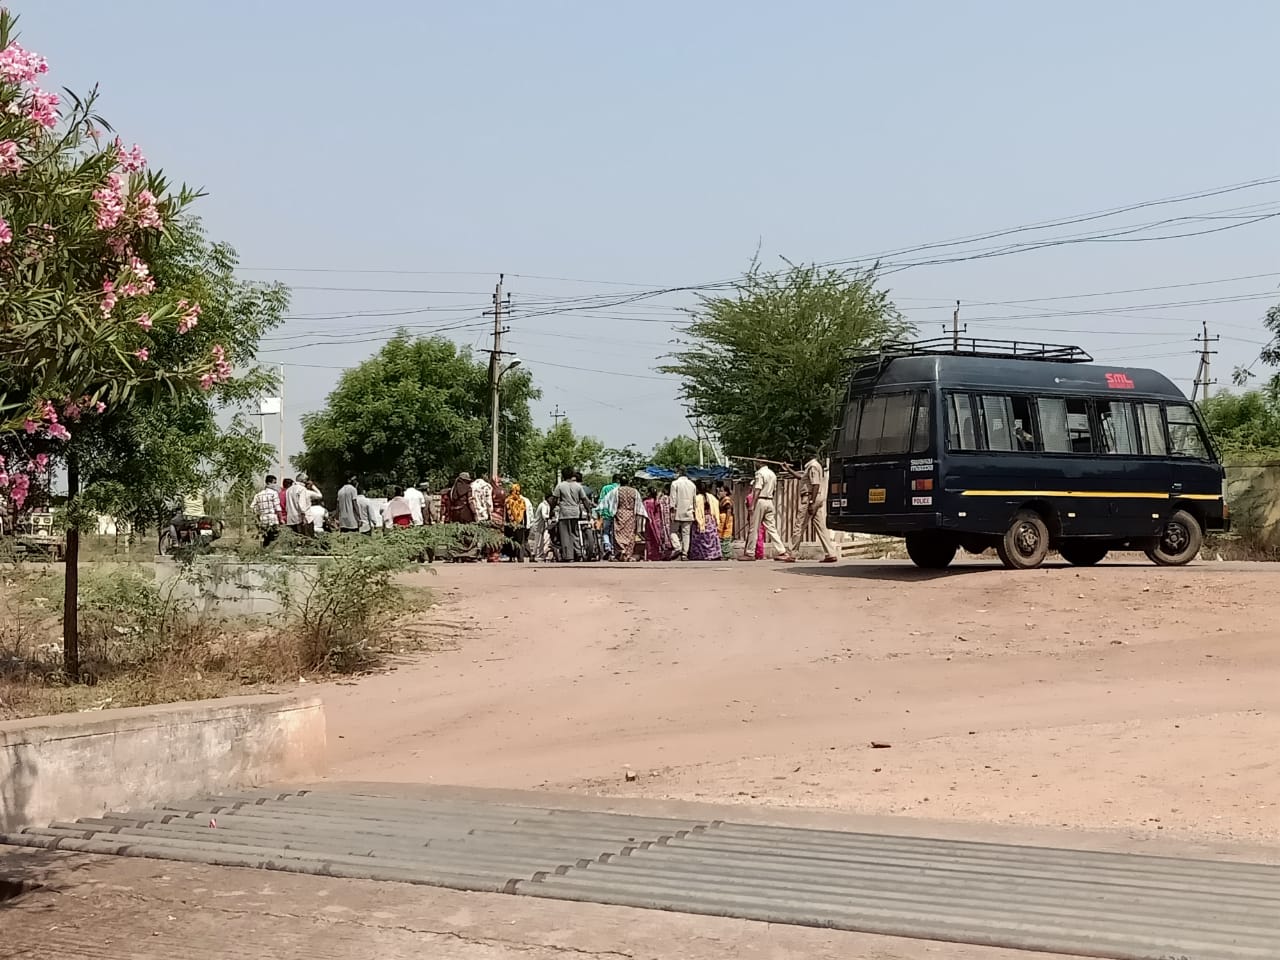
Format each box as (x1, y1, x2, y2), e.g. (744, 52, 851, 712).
(826, 339, 1228, 570)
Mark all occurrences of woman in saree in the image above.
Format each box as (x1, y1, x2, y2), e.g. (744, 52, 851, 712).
(643, 486, 671, 561)
(504, 482, 528, 561)
(744, 489, 765, 559)
(613, 481, 643, 561)
(690, 481, 722, 560)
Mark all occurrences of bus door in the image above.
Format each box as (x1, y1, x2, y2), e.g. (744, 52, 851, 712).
(845, 391, 919, 514)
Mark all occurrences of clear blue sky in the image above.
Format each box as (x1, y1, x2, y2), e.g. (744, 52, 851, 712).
(23, 1, 1280, 466)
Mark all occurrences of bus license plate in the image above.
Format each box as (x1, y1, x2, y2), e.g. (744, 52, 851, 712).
(868, 488, 886, 504)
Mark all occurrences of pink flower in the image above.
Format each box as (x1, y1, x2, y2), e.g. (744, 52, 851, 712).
(10, 474, 29, 509)
(40, 400, 57, 423)
(0, 217, 11, 246)
(101, 279, 118, 316)
(25, 88, 59, 129)
(63, 402, 82, 420)
(134, 347, 149, 362)
(92, 174, 127, 230)
(45, 423, 70, 441)
(0, 42, 48, 84)
(199, 373, 216, 391)
(34, 453, 49, 471)
(106, 235, 130, 258)
(94, 401, 106, 414)
(115, 139, 146, 172)
(127, 255, 150, 280)
(177, 302, 201, 334)
(0, 140, 20, 174)
(136, 312, 153, 330)
(134, 189, 162, 230)
(22, 419, 36, 434)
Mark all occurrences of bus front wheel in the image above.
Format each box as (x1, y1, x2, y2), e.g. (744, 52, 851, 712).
(905, 533, 957, 570)
(1145, 509, 1202, 566)
(1059, 542, 1108, 567)
(997, 510, 1050, 570)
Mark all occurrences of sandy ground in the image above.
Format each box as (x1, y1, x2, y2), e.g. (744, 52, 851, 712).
(322, 558, 1280, 847)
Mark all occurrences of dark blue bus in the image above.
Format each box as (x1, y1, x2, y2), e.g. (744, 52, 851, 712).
(826, 339, 1228, 570)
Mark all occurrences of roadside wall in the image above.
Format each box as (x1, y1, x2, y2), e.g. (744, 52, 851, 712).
(0, 694, 326, 832)
(1224, 463, 1280, 548)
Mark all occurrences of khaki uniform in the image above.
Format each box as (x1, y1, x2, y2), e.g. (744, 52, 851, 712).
(793, 457, 837, 559)
(744, 464, 790, 558)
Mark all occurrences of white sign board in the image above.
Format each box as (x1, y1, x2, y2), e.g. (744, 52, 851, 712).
(259, 397, 282, 415)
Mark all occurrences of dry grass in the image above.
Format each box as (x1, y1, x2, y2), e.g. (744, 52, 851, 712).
(0, 560, 440, 721)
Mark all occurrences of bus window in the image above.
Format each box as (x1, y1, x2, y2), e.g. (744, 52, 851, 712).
(1010, 396, 1037, 451)
(1139, 402, 1167, 456)
(856, 395, 888, 456)
(911, 392, 931, 453)
(879, 393, 914, 454)
(981, 395, 1015, 451)
(1166, 403, 1209, 459)
(837, 397, 862, 456)
(1096, 400, 1139, 454)
(947, 394, 979, 451)
(1038, 397, 1093, 453)
(1037, 398, 1070, 452)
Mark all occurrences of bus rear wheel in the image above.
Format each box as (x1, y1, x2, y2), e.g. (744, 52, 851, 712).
(997, 510, 1050, 570)
(1059, 542, 1108, 567)
(1145, 509, 1202, 566)
(905, 533, 957, 570)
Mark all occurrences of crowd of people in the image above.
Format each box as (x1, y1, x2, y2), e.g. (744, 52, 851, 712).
(250, 453, 840, 565)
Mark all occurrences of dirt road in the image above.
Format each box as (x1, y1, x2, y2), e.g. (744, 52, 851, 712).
(321, 559, 1280, 847)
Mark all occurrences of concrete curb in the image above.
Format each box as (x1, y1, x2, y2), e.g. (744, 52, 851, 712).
(0, 694, 326, 832)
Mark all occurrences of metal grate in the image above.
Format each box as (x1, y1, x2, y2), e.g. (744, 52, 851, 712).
(3, 789, 1278, 960)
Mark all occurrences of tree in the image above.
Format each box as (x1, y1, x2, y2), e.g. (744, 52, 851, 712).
(602, 444, 648, 481)
(1201, 387, 1280, 460)
(520, 420, 605, 498)
(650, 435, 703, 470)
(0, 15, 241, 677)
(74, 219, 289, 538)
(297, 334, 539, 493)
(662, 261, 909, 463)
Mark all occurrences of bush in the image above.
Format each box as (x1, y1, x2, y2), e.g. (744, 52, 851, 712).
(284, 524, 500, 673)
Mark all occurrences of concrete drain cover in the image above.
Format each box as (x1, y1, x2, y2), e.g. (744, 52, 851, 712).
(4, 789, 1278, 960)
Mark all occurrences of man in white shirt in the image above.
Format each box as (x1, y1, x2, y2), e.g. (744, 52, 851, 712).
(403, 484, 426, 525)
(741, 460, 793, 562)
(471, 472, 494, 523)
(306, 501, 328, 534)
(251, 474, 281, 547)
(669, 467, 697, 561)
(790, 450, 838, 563)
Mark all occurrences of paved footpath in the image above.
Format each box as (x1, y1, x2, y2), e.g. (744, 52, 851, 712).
(4, 785, 1280, 960)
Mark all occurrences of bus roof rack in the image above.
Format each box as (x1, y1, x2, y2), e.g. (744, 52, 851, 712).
(851, 338, 1094, 365)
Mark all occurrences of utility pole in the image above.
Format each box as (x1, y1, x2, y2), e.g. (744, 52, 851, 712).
(551, 405, 565, 429)
(278, 364, 286, 478)
(951, 300, 965, 351)
(1193, 320, 1220, 405)
(486, 274, 509, 479)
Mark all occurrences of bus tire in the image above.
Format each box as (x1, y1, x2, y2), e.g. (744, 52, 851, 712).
(1145, 509, 1202, 566)
(905, 533, 957, 570)
(997, 510, 1050, 570)
(1059, 542, 1108, 567)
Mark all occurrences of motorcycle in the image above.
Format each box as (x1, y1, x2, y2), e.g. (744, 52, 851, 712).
(158, 513, 224, 555)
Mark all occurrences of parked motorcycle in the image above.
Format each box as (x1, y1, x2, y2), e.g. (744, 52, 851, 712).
(158, 512, 223, 555)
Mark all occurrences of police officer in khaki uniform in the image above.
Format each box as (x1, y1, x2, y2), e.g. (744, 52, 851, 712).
(789, 449, 838, 563)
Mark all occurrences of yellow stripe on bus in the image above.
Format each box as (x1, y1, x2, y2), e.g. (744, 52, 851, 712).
(959, 490, 1221, 500)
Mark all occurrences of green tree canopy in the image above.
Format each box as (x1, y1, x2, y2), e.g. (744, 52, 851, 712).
(297, 334, 538, 493)
(662, 262, 909, 463)
(650, 435, 703, 469)
(73, 218, 289, 534)
(520, 420, 605, 498)
(1202, 387, 1280, 460)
